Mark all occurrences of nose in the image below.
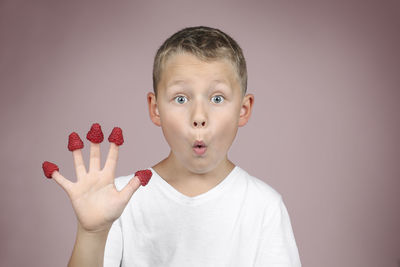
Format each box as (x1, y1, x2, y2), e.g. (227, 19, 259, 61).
(192, 101, 207, 128)
(193, 120, 206, 127)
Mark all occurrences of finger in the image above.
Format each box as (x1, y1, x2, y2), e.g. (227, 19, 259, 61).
(52, 171, 74, 196)
(86, 123, 104, 172)
(72, 149, 87, 180)
(104, 143, 119, 176)
(68, 132, 86, 180)
(42, 161, 59, 179)
(118, 176, 141, 204)
(89, 143, 101, 172)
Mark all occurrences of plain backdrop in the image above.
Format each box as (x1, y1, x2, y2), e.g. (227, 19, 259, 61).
(0, 0, 399, 266)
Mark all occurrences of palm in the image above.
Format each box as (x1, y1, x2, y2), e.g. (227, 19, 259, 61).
(70, 172, 125, 232)
(50, 132, 141, 233)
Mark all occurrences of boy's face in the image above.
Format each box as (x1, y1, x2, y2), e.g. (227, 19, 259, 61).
(148, 52, 254, 174)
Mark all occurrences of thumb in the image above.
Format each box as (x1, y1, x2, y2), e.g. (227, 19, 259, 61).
(118, 176, 142, 204)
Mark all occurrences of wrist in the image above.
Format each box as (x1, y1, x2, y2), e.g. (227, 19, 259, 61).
(77, 222, 111, 237)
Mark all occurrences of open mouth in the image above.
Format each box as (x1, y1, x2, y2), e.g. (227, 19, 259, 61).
(193, 140, 207, 155)
(193, 140, 206, 148)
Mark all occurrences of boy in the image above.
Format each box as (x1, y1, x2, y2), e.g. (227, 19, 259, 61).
(44, 26, 301, 266)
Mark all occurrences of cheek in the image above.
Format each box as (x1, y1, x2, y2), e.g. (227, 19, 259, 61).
(213, 109, 239, 141)
(160, 110, 186, 140)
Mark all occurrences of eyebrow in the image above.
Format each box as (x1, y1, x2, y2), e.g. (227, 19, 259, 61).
(166, 80, 187, 88)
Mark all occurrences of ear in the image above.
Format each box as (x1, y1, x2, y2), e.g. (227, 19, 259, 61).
(147, 92, 161, 126)
(238, 94, 254, 127)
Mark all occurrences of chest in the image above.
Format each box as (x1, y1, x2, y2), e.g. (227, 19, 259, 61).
(120, 195, 265, 266)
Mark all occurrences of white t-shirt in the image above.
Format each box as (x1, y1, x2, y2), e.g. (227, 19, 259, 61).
(104, 166, 301, 266)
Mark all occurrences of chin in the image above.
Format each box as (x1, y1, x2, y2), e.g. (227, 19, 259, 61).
(186, 160, 219, 175)
(172, 150, 222, 175)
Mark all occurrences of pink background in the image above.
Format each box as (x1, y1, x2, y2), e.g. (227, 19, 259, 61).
(1, 0, 399, 266)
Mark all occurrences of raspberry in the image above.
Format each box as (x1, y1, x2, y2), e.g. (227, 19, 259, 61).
(108, 127, 124, 146)
(135, 169, 152, 186)
(87, 123, 104, 143)
(42, 161, 59, 179)
(68, 132, 84, 151)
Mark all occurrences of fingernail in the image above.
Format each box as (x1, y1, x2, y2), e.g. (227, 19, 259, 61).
(68, 132, 84, 151)
(87, 123, 104, 143)
(42, 161, 59, 179)
(108, 127, 124, 146)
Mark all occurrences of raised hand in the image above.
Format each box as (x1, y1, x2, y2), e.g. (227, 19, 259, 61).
(42, 123, 150, 233)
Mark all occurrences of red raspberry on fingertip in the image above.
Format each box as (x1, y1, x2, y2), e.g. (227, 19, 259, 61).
(68, 132, 84, 151)
(135, 169, 152, 186)
(42, 161, 59, 179)
(87, 123, 104, 143)
(108, 127, 124, 146)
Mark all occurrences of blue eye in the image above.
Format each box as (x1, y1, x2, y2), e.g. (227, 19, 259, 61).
(211, 95, 224, 104)
(174, 96, 187, 104)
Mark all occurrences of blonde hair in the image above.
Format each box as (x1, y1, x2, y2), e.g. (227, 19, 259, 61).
(152, 26, 247, 97)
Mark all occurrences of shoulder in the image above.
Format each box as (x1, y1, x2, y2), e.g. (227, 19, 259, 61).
(236, 166, 283, 206)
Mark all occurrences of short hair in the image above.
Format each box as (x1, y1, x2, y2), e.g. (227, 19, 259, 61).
(152, 26, 247, 97)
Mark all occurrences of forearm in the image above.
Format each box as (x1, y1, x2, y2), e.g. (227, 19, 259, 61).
(68, 224, 110, 267)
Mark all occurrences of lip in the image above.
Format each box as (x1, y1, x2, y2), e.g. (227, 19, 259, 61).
(193, 140, 206, 147)
(193, 146, 207, 155)
(193, 140, 207, 155)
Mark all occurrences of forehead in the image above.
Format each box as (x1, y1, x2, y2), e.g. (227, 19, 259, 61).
(160, 52, 240, 91)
